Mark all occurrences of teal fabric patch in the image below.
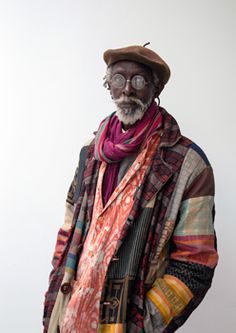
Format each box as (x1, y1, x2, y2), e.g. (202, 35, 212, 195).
(174, 196, 214, 236)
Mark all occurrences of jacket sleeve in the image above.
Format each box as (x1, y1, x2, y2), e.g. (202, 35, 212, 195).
(144, 146, 218, 333)
(51, 141, 92, 270)
(43, 143, 90, 331)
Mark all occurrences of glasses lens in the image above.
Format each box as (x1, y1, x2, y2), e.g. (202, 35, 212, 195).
(131, 75, 146, 90)
(111, 74, 125, 88)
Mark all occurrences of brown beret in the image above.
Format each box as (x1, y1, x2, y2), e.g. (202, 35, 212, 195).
(103, 44, 171, 85)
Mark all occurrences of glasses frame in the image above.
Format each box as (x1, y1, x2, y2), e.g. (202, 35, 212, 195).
(110, 73, 150, 91)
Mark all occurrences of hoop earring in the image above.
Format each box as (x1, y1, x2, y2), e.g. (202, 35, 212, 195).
(156, 96, 160, 106)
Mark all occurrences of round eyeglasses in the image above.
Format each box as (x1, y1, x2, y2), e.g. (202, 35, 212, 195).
(111, 74, 150, 90)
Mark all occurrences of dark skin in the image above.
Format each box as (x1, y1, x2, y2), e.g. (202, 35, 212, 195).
(109, 60, 162, 129)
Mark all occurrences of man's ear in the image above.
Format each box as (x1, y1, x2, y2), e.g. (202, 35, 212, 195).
(154, 82, 164, 97)
(109, 89, 114, 99)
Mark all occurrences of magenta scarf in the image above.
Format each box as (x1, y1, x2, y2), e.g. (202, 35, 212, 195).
(94, 101, 162, 205)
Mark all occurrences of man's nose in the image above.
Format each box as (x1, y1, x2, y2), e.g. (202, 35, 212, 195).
(122, 80, 133, 96)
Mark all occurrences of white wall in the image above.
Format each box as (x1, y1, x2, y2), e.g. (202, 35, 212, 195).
(0, 0, 235, 332)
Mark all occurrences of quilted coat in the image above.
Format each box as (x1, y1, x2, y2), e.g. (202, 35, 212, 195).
(43, 107, 218, 333)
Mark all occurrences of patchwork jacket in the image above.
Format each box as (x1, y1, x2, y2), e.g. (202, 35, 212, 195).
(43, 108, 218, 333)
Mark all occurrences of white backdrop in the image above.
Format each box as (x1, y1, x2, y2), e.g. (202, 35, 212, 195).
(0, 1, 235, 332)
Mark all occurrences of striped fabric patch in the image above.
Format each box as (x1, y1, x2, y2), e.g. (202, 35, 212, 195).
(170, 234, 218, 268)
(171, 195, 218, 268)
(147, 286, 173, 325)
(146, 275, 193, 325)
(164, 274, 193, 304)
(52, 228, 71, 268)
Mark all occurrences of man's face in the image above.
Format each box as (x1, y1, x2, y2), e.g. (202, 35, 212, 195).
(109, 60, 156, 126)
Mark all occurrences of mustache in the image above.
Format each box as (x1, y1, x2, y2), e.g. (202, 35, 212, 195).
(114, 96, 145, 108)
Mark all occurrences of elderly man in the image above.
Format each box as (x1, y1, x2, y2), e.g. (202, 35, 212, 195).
(43, 45, 218, 333)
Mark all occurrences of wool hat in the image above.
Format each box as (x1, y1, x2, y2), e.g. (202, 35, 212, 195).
(103, 44, 171, 85)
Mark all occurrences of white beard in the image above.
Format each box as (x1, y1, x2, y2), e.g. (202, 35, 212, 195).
(114, 95, 154, 126)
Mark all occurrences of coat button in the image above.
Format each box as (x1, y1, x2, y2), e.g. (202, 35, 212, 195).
(110, 297, 119, 309)
(60, 282, 72, 294)
(134, 163, 141, 171)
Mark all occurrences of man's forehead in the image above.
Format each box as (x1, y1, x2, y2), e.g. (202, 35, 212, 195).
(110, 60, 152, 75)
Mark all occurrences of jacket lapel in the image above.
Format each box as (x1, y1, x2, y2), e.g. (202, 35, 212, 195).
(115, 108, 188, 251)
(81, 108, 191, 253)
(131, 107, 184, 213)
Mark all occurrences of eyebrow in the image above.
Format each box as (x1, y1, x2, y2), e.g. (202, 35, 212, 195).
(111, 68, 151, 78)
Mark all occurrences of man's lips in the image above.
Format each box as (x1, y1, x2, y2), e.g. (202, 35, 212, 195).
(118, 101, 137, 108)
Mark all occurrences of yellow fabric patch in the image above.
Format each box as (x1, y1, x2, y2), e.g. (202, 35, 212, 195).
(147, 275, 194, 325)
(164, 274, 193, 304)
(99, 323, 124, 333)
(147, 287, 172, 325)
(62, 202, 74, 231)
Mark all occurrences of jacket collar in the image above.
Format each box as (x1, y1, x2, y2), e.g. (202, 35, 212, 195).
(129, 107, 189, 215)
(83, 107, 189, 219)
